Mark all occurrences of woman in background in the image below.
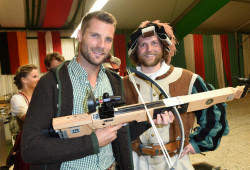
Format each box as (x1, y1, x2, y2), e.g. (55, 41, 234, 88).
(10, 64, 39, 170)
(11, 64, 39, 129)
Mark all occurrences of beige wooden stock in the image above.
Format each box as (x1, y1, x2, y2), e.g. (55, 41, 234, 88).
(52, 86, 245, 138)
(181, 86, 244, 112)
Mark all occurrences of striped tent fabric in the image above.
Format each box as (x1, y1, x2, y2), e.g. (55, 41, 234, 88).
(37, 31, 62, 73)
(183, 33, 249, 88)
(7, 32, 20, 74)
(0, 32, 29, 75)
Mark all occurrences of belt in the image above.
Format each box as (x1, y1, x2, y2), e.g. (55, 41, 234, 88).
(132, 140, 181, 157)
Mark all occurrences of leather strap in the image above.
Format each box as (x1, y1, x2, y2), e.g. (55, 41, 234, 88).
(132, 139, 181, 157)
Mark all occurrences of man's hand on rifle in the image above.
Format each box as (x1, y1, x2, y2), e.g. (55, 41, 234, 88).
(95, 124, 123, 147)
(153, 111, 174, 125)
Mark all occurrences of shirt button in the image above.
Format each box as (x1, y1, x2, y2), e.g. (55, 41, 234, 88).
(153, 93, 156, 96)
(151, 133, 155, 137)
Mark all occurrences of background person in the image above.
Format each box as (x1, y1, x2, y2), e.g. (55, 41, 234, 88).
(11, 64, 39, 130)
(44, 52, 65, 71)
(103, 54, 121, 74)
(9, 64, 39, 170)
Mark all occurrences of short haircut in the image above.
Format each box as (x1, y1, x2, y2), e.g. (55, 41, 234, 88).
(14, 64, 37, 90)
(80, 10, 117, 35)
(44, 52, 65, 70)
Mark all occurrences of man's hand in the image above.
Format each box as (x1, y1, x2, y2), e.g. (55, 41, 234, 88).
(180, 143, 196, 159)
(153, 111, 174, 125)
(95, 124, 123, 147)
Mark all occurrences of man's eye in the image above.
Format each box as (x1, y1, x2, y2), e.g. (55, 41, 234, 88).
(152, 41, 158, 45)
(91, 34, 98, 38)
(139, 44, 145, 47)
(106, 38, 112, 42)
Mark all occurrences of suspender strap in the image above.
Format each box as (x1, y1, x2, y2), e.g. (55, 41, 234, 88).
(19, 92, 30, 105)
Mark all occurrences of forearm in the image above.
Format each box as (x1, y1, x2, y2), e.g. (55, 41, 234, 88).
(21, 79, 99, 164)
(22, 129, 98, 164)
(189, 75, 229, 153)
(189, 103, 229, 153)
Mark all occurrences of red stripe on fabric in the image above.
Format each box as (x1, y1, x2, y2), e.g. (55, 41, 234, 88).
(193, 34, 205, 80)
(37, 0, 48, 27)
(38, 32, 47, 72)
(52, 31, 62, 54)
(42, 0, 73, 28)
(114, 34, 127, 76)
(7, 32, 20, 74)
(220, 34, 232, 86)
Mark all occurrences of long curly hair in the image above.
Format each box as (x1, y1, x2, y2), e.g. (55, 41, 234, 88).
(130, 20, 177, 65)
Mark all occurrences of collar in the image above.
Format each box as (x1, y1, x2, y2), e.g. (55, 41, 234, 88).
(68, 57, 106, 79)
(136, 61, 170, 80)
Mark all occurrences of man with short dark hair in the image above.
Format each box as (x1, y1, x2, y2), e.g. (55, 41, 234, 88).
(44, 52, 65, 71)
(123, 20, 229, 170)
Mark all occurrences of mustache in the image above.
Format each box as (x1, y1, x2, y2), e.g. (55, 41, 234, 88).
(143, 52, 157, 56)
(92, 47, 105, 54)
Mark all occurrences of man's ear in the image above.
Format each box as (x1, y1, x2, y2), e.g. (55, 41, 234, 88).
(77, 30, 82, 42)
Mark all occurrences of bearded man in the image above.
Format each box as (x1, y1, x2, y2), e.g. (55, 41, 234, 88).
(123, 21, 229, 170)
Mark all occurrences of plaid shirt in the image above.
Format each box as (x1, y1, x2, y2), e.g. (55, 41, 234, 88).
(60, 57, 114, 170)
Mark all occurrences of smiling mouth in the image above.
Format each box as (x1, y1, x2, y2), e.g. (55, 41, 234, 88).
(144, 54, 156, 59)
(92, 49, 104, 55)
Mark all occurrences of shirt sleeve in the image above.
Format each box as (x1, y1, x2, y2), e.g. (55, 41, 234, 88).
(10, 94, 28, 119)
(189, 75, 230, 153)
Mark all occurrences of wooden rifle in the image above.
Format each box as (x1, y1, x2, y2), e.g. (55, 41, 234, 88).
(52, 83, 249, 139)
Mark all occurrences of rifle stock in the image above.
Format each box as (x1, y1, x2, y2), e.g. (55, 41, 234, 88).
(53, 86, 246, 139)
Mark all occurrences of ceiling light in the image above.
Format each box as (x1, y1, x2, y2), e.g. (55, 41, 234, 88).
(89, 0, 109, 13)
(71, 0, 109, 38)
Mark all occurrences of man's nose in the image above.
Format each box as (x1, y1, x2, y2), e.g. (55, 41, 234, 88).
(97, 38, 105, 48)
(146, 44, 153, 51)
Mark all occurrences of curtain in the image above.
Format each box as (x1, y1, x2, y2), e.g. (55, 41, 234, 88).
(0, 64, 17, 96)
(220, 34, 232, 86)
(228, 33, 240, 87)
(203, 35, 219, 89)
(114, 34, 127, 76)
(183, 34, 195, 73)
(125, 33, 134, 69)
(237, 34, 245, 77)
(193, 34, 205, 80)
(37, 32, 47, 72)
(52, 31, 62, 54)
(212, 35, 225, 88)
(0, 37, 76, 96)
(45, 31, 53, 54)
(17, 32, 29, 66)
(61, 39, 75, 60)
(242, 34, 250, 78)
(27, 39, 42, 74)
(0, 32, 11, 74)
(7, 32, 20, 74)
(171, 38, 186, 69)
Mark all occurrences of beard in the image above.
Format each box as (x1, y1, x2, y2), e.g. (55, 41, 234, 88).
(138, 51, 162, 67)
(80, 43, 109, 66)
